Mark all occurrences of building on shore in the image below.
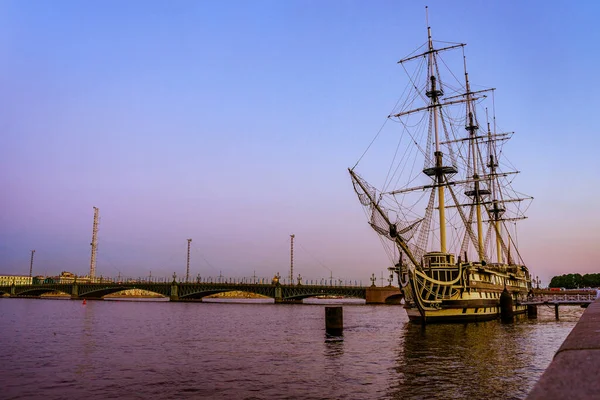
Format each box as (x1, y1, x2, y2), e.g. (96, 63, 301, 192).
(43, 271, 93, 284)
(0, 275, 33, 286)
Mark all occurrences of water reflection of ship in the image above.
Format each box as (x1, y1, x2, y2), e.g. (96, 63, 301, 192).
(386, 320, 538, 399)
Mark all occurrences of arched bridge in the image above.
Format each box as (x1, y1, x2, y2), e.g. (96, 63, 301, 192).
(0, 282, 402, 304)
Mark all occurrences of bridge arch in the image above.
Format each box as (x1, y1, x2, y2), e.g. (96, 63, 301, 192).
(284, 293, 365, 301)
(180, 288, 274, 300)
(78, 285, 168, 299)
(11, 287, 71, 297)
(23, 289, 71, 297)
(384, 293, 404, 304)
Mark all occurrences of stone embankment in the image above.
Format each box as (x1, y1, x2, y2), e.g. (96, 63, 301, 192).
(526, 296, 600, 399)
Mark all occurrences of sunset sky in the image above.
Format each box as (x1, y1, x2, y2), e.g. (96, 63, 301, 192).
(1, 0, 598, 286)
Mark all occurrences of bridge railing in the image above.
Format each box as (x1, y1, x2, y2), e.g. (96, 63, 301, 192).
(28, 276, 370, 287)
(525, 294, 597, 303)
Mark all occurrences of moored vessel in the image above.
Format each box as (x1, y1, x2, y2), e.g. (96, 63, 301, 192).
(349, 15, 532, 323)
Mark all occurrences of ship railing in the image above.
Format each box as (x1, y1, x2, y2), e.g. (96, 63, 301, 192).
(427, 263, 456, 269)
(414, 269, 462, 304)
(414, 268, 462, 286)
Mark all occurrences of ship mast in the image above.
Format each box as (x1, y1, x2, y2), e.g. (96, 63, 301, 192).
(351, 10, 532, 273)
(426, 26, 448, 254)
(487, 119, 504, 264)
(463, 58, 487, 261)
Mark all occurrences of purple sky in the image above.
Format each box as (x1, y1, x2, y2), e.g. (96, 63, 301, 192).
(1, 1, 598, 286)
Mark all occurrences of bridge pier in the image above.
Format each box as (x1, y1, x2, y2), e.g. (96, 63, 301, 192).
(274, 285, 282, 303)
(170, 283, 179, 301)
(365, 286, 402, 304)
(71, 283, 79, 300)
(555, 303, 559, 320)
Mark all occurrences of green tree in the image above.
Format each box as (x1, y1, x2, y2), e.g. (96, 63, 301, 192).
(549, 273, 600, 288)
(581, 273, 600, 287)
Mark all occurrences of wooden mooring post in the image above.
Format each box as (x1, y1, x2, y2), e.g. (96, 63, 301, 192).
(500, 288, 514, 322)
(527, 305, 538, 318)
(325, 306, 343, 337)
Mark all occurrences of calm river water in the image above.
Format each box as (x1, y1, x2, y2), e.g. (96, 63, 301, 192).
(0, 298, 583, 399)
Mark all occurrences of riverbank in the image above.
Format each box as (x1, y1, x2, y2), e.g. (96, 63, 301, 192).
(526, 297, 600, 398)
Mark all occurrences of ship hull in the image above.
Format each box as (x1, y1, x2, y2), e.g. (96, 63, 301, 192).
(404, 302, 528, 324)
(400, 255, 531, 324)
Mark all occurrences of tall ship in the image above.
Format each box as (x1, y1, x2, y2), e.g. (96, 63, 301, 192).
(349, 21, 533, 323)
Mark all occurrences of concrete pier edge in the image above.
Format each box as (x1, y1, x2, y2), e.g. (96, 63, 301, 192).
(526, 296, 600, 399)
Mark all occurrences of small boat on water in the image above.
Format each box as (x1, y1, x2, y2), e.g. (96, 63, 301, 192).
(349, 13, 532, 324)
